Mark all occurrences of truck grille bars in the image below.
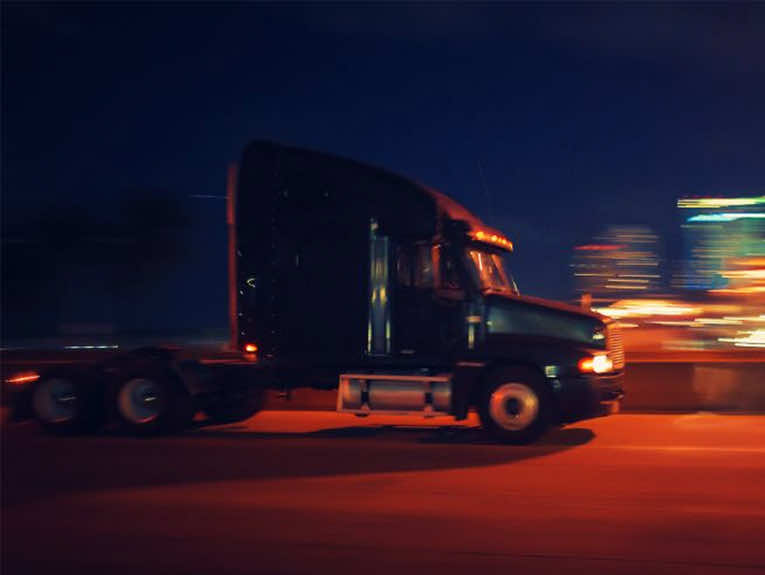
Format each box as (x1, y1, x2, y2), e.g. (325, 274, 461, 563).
(607, 323, 625, 370)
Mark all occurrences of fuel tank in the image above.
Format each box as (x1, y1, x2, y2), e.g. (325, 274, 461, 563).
(337, 373, 451, 416)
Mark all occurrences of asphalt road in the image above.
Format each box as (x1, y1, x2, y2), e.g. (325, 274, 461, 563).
(3, 412, 765, 575)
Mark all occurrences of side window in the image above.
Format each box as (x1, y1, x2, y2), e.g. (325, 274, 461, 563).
(397, 244, 438, 289)
(414, 244, 434, 288)
(438, 246, 462, 290)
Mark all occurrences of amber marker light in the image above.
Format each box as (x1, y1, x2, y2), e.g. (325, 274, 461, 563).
(578, 358, 594, 372)
(244, 343, 258, 353)
(473, 230, 514, 250)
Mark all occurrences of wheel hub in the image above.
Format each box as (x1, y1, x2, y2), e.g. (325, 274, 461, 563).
(33, 379, 78, 424)
(489, 383, 539, 431)
(118, 378, 163, 424)
(504, 397, 521, 416)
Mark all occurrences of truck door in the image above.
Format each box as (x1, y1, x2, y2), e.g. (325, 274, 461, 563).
(393, 243, 464, 359)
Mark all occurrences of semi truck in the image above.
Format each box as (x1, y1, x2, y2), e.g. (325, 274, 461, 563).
(21, 140, 624, 443)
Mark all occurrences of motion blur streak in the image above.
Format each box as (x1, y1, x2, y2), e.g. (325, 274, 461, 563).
(594, 300, 702, 318)
(677, 197, 765, 209)
(719, 329, 765, 348)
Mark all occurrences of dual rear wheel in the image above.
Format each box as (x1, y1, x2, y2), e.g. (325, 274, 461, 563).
(114, 372, 193, 435)
(32, 369, 264, 435)
(32, 370, 193, 435)
(32, 376, 102, 434)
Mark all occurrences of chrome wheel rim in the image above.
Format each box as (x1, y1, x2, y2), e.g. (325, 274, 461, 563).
(489, 383, 539, 431)
(33, 378, 78, 424)
(118, 378, 163, 424)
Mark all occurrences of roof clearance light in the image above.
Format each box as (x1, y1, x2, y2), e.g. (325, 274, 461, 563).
(473, 230, 513, 250)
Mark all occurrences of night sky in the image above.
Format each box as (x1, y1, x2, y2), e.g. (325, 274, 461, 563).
(3, 4, 765, 337)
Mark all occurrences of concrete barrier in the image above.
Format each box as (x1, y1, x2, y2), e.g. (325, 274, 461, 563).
(623, 362, 765, 412)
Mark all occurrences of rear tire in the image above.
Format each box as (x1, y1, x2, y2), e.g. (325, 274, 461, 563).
(114, 370, 192, 435)
(32, 374, 102, 434)
(478, 367, 551, 444)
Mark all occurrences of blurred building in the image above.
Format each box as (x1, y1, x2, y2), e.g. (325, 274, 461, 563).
(572, 226, 662, 304)
(674, 196, 765, 294)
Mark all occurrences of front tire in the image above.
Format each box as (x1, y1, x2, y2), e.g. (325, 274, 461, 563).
(478, 367, 551, 444)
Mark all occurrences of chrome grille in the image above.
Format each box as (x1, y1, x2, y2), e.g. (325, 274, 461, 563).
(606, 323, 625, 370)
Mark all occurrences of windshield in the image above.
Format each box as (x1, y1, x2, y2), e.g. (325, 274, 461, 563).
(467, 249, 518, 295)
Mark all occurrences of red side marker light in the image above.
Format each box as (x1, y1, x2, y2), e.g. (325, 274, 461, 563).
(6, 372, 40, 385)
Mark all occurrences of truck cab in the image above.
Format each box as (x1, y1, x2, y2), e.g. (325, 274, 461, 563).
(235, 141, 624, 443)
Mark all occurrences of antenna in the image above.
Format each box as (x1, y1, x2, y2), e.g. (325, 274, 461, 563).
(477, 159, 493, 226)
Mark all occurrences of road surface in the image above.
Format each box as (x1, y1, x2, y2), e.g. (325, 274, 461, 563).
(3, 412, 765, 574)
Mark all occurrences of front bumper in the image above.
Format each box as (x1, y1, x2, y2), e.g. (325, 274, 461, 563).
(553, 371, 624, 423)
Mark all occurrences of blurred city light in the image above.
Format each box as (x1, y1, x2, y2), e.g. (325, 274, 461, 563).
(688, 213, 765, 222)
(572, 226, 661, 303)
(593, 299, 701, 319)
(675, 196, 764, 292)
(719, 329, 765, 348)
(677, 196, 765, 209)
(577, 195, 764, 352)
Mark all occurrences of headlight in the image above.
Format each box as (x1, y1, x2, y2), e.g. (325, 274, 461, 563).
(578, 354, 613, 374)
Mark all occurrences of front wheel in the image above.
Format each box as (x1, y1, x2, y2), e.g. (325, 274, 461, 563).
(478, 368, 551, 444)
